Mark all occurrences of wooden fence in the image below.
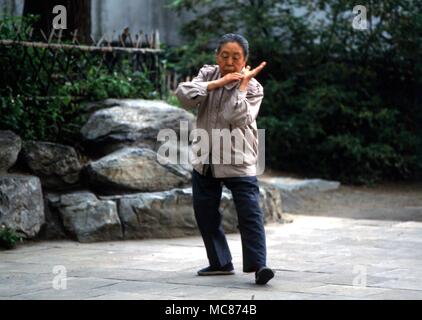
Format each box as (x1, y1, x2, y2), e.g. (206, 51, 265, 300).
(0, 23, 178, 99)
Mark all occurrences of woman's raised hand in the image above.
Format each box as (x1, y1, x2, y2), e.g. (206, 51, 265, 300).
(242, 62, 267, 80)
(239, 61, 266, 91)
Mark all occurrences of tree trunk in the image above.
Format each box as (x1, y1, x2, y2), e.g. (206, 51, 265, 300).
(23, 0, 91, 44)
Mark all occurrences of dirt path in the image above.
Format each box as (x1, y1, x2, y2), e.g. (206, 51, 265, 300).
(260, 168, 422, 222)
(283, 181, 422, 222)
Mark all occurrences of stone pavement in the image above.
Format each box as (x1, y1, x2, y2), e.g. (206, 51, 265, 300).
(1, 214, 422, 300)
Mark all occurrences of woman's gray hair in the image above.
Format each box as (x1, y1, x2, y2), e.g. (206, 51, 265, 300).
(216, 33, 249, 58)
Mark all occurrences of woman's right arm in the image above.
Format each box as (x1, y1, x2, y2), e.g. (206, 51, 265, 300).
(175, 66, 213, 109)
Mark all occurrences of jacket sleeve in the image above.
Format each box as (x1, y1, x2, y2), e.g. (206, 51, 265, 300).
(222, 81, 264, 128)
(175, 66, 212, 109)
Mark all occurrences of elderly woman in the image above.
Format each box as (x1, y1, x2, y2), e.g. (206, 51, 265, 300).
(176, 33, 274, 285)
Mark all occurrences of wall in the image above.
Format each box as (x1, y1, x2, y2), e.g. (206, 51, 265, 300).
(0, 0, 192, 46)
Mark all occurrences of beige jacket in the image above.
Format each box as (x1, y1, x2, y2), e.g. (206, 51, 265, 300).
(175, 64, 264, 178)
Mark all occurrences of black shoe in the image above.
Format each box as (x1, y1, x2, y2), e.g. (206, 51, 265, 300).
(255, 266, 275, 285)
(197, 263, 235, 276)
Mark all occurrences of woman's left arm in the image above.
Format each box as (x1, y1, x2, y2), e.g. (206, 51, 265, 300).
(222, 62, 266, 128)
(222, 83, 264, 128)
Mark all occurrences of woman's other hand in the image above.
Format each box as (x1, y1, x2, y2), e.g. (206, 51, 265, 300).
(220, 72, 244, 86)
(207, 72, 244, 91)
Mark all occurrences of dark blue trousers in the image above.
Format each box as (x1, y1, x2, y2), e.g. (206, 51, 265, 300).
(192, 166, 267, 273)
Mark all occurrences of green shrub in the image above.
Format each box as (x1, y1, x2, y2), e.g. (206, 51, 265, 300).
(0, 225, 22, 250)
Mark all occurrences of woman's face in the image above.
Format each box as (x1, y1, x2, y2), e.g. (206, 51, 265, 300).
(216, 42, 247, 76)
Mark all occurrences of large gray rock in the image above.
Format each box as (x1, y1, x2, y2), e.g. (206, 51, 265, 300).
(259, 176, 340, 213)
(100, 188, 235, 239)
(21, 141, 83, 190)
(0, 174, 44, 238)
(80, 99, 196, 156)
(262, 177, 340, 192)
(39, 194, 67, 240)
(100, 184, 283, 239)
(47, 191, 122, 243)
(0, 131, 22, 173)
(83, 147, 191, 194)
(258, 183, 284, 223)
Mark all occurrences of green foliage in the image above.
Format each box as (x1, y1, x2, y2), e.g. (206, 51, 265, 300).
(0, 16, 157, 143)
(169, 0, 422, 184)
(58, 69, 156, 102)
(0, 225, 22, 250)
